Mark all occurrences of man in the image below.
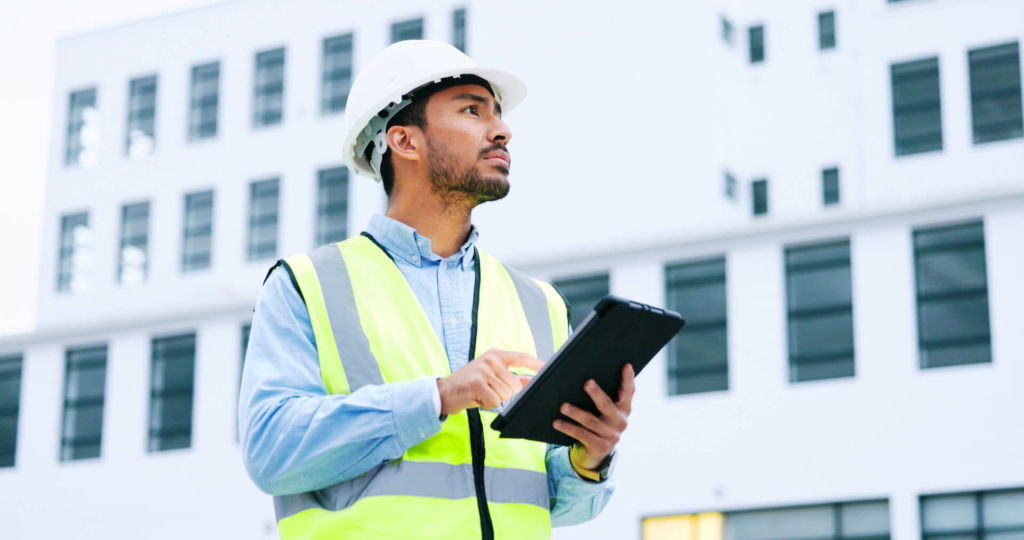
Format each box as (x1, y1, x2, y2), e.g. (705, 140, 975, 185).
(239, 40, 634, 540)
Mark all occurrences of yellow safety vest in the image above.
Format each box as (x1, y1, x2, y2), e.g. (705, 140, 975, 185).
(265, 233, 569, 540)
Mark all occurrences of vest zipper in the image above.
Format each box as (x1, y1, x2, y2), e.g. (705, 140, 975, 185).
(467, 250, 494, 540)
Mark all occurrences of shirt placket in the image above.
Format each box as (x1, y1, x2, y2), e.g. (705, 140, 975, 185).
(438, 257, 469, 373)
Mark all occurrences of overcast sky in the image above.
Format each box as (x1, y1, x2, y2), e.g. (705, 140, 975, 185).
(0, 0, 224, 337)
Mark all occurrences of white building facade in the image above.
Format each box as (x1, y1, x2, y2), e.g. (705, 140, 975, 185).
(1, 0, 1023, 538)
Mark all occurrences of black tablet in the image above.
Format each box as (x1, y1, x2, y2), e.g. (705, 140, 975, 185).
(490, 295, 685, 447)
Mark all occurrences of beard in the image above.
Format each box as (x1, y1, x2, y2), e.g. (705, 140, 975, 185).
(426, 137, 510, 208)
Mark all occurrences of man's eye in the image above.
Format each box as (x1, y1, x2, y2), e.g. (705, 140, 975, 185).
(465, 106, 477, 115)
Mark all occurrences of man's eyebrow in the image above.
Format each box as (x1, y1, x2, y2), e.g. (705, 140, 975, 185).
(452, 92, 502, 115)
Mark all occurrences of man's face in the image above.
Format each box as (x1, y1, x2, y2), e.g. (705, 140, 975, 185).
(422, 84, 513, 204)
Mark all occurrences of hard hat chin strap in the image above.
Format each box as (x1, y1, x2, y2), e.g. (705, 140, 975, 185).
(355, 74, 498, 182)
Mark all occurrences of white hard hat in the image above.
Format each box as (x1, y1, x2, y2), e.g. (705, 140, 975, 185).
(342, 40, 527, 182)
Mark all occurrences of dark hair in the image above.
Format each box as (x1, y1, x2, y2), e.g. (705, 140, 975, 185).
(366, 97, 429, 197)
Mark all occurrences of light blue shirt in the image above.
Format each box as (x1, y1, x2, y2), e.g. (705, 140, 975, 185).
(239, 213, 615, 527)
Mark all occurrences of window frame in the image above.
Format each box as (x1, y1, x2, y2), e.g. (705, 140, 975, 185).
(0, 354, 23, 468)
(148, 333, 197, 452)
(321, 34, 354, 116)
(60, 344, 108, 462)
(316, 167, 349, 247)
(664, 257, 729, 396)
(189, 61, 220, 141)
(253, 47, 286, 128)
(248, 178, 280, 261)
(891, 56, 943, 157)
(125, 74, 158, 156)
(182, 190, 214, 272)
(118, 201, 150, 285)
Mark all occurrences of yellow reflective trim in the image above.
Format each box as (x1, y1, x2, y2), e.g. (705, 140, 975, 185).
(535, 280, 569, 350)
(278, 496, 481, 540)
(283, 253, 350, 396)
(338, 236, 452, 381)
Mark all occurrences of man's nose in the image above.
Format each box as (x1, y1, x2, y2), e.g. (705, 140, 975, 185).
(489, 116, 512, 145)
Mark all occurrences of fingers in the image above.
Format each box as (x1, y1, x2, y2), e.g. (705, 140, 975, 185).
(552, 420, 614, 457)
(584, 379, 618, 419)
(618, 363, 635, 415)
(560, 403, 618, 441)
(498, 350, 545, 374)
(475, 385, 504, 410)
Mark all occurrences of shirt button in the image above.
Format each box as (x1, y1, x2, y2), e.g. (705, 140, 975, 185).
(448, 316, 457, 325)
(417, 239, 424, 246)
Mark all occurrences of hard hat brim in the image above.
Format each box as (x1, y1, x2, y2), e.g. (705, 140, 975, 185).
(342, 66, 528, 182)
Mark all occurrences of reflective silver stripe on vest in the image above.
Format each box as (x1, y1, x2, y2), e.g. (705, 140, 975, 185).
(306, 243, 385, 391)
(502, 264, 555, 360)
(274, 461, 548, 520)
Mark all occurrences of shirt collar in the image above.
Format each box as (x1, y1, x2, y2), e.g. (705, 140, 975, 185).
(366, 213, 479, 270)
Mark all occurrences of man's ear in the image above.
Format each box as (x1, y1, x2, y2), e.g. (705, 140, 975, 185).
(386, 125, 423, 164)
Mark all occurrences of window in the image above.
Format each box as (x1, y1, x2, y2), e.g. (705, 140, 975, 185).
(749, 25, 765, 63)
(241, 324, 251, 385)
(786, 240, 854, 382)
(913, 221, 991, 369)
(722, 16, 733, 46)
(248, 178, 280, 261)
(317, 167, 349, 246)
(922, 488, 1024, 540)
(724, 172, 737, 200)
(819, 11, 836, 50)
(968, 41, 1023, 144)
(752, 179, 768, 216)
(665, 258, 728, 395)
(322, 34, 353, 115)
(643, 500, 890, 540)
(182, 190, 214, 272)
(823, 167, 840, 206)
(552, 273, 609, 331)
(60, 345, 107, 461)
(392, 18, 424, 43)
(254, 48, 285, 128)
(65, 88, 99, 167)
(0, 354, 22, 468)
(726, 500, 890, 540)
(892, 57, 943, 156)
(149, 334, 196, 452)
(126, 75, 157, 157)
(189, 62, 220, 140)
(57, 212, 92, 293)
(118, 202, 149, 285)
(452, 9, 467, 52)
(237, 324, 251, 442)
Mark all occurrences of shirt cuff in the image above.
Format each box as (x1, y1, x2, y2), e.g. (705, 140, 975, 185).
(391, 376, 445, 450)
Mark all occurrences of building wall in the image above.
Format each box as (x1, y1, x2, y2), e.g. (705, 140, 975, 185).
(2, 0, 1023, 538)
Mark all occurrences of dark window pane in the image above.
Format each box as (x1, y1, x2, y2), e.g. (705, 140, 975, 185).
(665, 258, 728, 395)
(126, 75, 157, 157)
(182, 190, 214, 272)
(118, 201, 149, 285)
(749, 25, 764, 63)
(921, 489, 1024, 540)
(0, 355, 23, 468)
(65, 88, 98, 166)
(57, 212, 91, 292)
(392, 18, 423, 43)
(553, 273, 609, 331)
(61, 345, 107, 461)
(969, 42, 1023, 144)
(189, 62, 220, 140)
(914, 221, 991, 369)
(786, 241, 854, 382)
(149, 334, 195, 452)
(823, 168, 840, 205)
(452, 9, 466, 53)
(892, 57, 943, 156)
(752, 179, 768, 215)
(322, 34, 353, 115)
(254, 48, 285, 128)
(317, 167, 349, 246)
(819, 11, 836, 50)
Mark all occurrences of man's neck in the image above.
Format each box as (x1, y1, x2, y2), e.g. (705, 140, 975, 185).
(385, 191, 474, 258)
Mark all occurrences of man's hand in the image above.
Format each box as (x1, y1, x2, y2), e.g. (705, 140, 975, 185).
(554, 363, 635, 473)
(437, 349, 545, 416)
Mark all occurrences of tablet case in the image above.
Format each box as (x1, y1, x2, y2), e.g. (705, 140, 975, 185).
(490, 295, 685, 447)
